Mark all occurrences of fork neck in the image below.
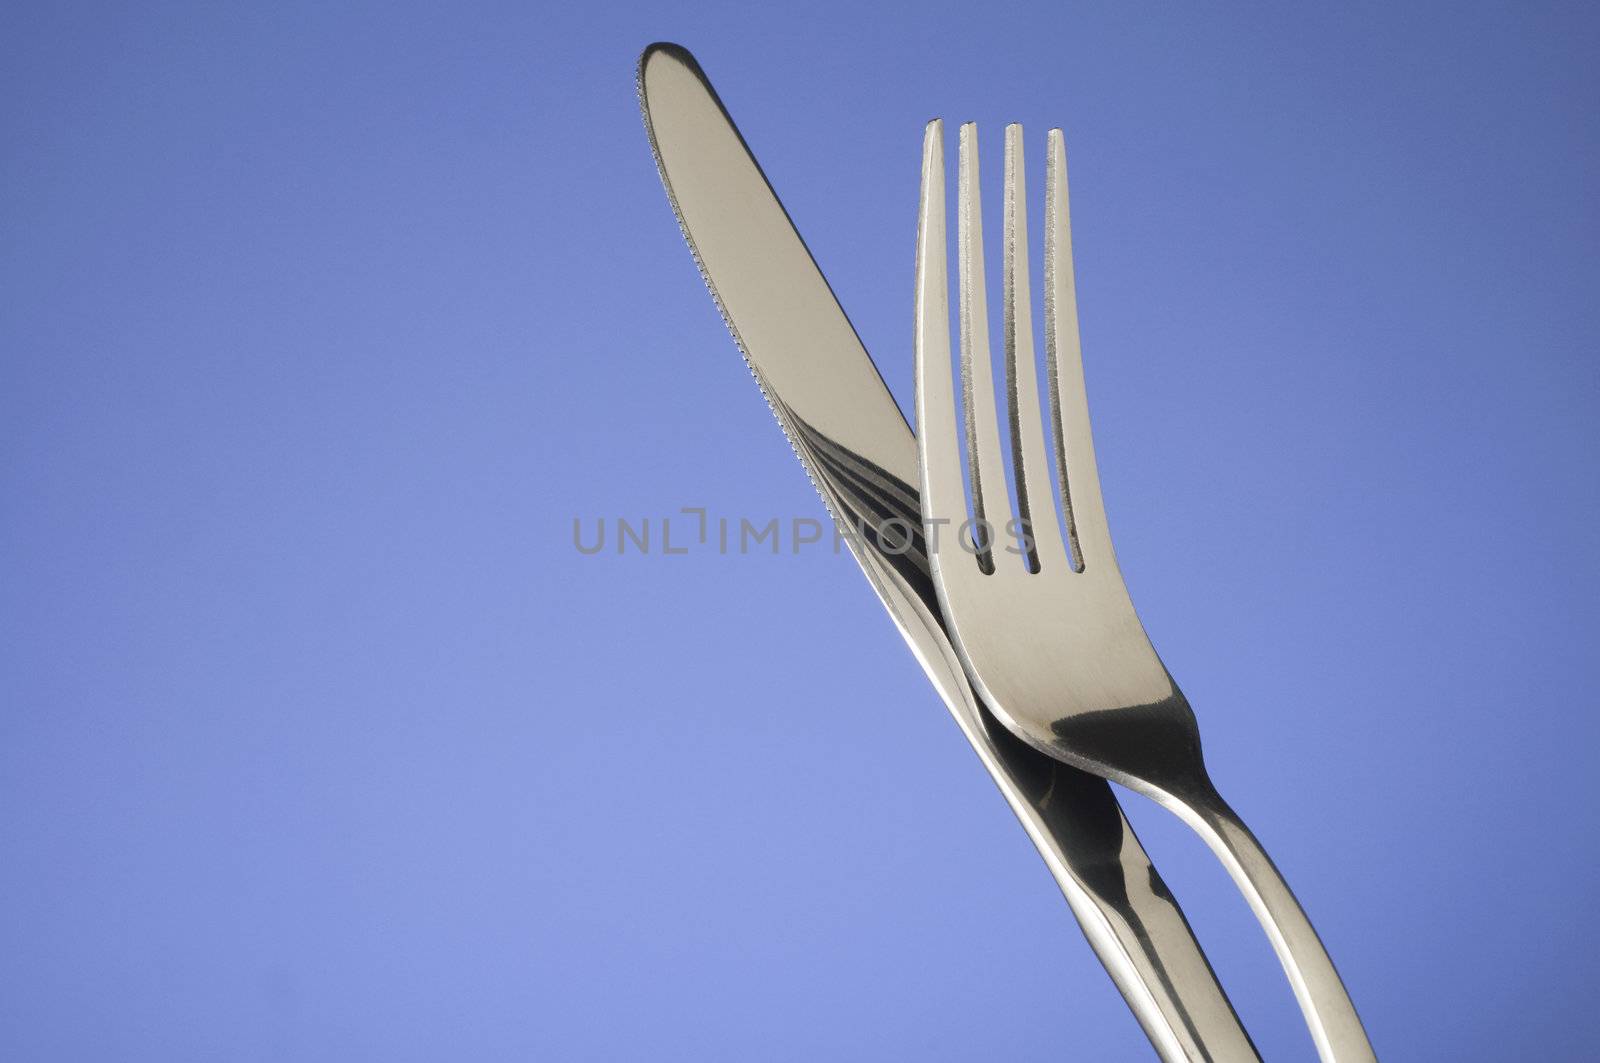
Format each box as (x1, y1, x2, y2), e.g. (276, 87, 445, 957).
(1046, 693, 1213, 804)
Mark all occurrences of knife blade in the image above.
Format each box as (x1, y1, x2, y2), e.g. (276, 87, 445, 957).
(637, 42, 1256, 1062)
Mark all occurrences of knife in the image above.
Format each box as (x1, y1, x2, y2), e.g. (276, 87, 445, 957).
(638, 42, 1257, 1062)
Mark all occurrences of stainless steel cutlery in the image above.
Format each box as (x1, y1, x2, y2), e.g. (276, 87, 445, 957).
(914, 118, 1374, 1062)
(639, 41, 1371, 1061)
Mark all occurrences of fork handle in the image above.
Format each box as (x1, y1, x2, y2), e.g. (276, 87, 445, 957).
(1174, 784, 1377, 1063)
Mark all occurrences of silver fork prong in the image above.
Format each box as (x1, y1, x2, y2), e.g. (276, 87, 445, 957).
(1003, 124, 1073, 575)
(1044, 128, 1113, 570)
(957, 123, 1018, 572)
(916, 121, 975, 575)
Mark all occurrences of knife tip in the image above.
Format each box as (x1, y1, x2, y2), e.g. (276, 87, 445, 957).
(639, 41, 693, 75)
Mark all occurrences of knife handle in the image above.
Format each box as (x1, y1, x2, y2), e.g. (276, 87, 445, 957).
(972, 710, 1260, 1062)
(844, 530, 1258, 1060)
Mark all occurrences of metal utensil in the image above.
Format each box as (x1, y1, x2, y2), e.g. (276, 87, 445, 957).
(914, 119, 1376, 1062)
(638, 42, 1258, 1061)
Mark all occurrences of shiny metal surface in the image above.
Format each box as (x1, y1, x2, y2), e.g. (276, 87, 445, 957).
(915, 120, 1377, 1062)
(638, 42, 1257, 1062)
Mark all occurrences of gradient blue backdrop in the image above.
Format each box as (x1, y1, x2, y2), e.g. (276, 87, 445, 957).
(4, 3, 1596, 1059)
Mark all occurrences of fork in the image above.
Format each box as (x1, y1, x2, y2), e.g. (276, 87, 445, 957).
(914, 120, 1377, 1062)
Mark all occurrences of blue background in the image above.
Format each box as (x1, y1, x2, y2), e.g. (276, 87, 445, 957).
(4, 3, 1597, 1059)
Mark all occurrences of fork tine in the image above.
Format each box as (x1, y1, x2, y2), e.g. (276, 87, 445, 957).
(1044, 129, 1113, 569)
(957, 124, 1017, 570)
(1003, 124, 1073, 575)
(915, 121, 973, 574)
